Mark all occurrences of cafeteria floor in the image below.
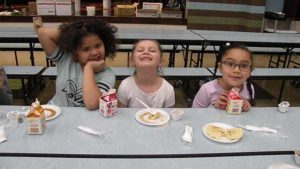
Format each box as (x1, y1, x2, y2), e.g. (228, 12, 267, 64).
(1, 50, 300, 107)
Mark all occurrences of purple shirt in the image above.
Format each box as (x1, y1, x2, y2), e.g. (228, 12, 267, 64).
(192, 79, 254, 108)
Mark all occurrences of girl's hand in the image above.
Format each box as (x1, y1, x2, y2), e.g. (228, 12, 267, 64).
(213, 91, 228, 110)
(85, 60, 106, 73)
(242, 99, 251, 112)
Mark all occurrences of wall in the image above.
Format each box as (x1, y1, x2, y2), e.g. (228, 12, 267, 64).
(186, 0, 266, 32)
(265, 0, 284, 12)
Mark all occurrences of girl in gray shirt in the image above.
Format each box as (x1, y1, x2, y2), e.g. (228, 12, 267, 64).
(37, 19, 117, 109)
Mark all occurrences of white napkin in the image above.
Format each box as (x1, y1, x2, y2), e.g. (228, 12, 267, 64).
(182, 124, 193, 143)
(239, 124, 278, 134)
(0, 126, 7, 143)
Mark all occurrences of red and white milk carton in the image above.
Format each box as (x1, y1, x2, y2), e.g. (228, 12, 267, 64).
(226, 88, 243, 114)
(99, 89, 117, 117)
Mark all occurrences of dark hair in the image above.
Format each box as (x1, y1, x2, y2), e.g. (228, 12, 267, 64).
(57, 19, 118, 60)
(219, 43, 253, 63)
(216, 43, 255, 106)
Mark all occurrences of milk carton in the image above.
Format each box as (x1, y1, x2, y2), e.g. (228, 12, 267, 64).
(55, 0, 75, 16)
(25, 99, 46, 134)
(99, 89, 117, 117)
(226, 88, 243, 114)
(36, 0, 55, 15)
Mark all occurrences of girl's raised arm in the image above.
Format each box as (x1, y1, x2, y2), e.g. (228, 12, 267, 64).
(37, 27, 60, 56)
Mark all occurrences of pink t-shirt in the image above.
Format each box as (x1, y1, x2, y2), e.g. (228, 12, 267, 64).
(192, 79, 254, 108)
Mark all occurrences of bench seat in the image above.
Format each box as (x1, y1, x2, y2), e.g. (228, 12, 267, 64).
(4, 66, 45, 78)
(4, 66, 45, 104)
(0, 43, 43, 51)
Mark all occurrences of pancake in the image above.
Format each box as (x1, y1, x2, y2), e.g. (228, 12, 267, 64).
(205, 124, 243, 141)
(140, 112, 162, 123)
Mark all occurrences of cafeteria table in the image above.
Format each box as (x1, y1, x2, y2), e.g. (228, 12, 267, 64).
(0, 106, 299, 158)
(190, 30, 300, 68)
(0, 27, 39, 66)
(0, 27, 202, 67)
(0, 155, 298, 169)
(4, 27, 300, 68)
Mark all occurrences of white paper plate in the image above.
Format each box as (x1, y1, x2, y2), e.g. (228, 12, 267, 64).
(42, 105, 61, 121)
(202, 122, 242, 143)
(26, 105, 61, 121)
(135, 108, 170, 126)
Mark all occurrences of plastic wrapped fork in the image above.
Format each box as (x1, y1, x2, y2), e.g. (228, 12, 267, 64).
(77, 125, 110, 137)
(181, 122, 193, 144)
(238, 124, 278, 134)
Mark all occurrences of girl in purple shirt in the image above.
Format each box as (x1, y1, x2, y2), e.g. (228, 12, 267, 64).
(192, 44, 255, 111)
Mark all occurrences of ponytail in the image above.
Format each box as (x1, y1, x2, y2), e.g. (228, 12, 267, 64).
(246, 77, 255, 106)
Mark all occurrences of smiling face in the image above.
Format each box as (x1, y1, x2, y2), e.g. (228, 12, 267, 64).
(219, 48, 252, 89)
(131, 40, 162, 68)
(75, 34, 105, 66)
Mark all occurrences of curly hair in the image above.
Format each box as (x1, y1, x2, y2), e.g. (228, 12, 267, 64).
(57, 19, 118, 60)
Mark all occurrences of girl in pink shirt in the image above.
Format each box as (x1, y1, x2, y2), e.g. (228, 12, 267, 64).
(192, 44, 255, 111)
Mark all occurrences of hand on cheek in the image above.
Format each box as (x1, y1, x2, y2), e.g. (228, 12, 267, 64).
(85, 60, 106, 73)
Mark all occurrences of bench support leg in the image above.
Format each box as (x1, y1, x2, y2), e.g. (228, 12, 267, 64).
(14, 51, 19, 66)
(29, 42, 35, 66)
(20, 78, 29, 105)
(278, 80, 285, 104)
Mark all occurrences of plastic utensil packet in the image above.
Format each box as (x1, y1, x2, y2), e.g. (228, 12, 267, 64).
(181, 123, 193, 143)
(239, 124, 278, 134)
(77, 125, 108, 137)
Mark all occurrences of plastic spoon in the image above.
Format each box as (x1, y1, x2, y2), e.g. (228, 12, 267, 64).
(136, 98, 156, 115)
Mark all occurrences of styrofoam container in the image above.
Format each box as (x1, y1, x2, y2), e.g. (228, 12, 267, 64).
(171, 109, 184, 121)
(278, 101, 290, 113)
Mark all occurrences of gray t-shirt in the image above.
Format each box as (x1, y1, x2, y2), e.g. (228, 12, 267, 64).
(0, 66, 13, 105)
(48, 48, 115, 107)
